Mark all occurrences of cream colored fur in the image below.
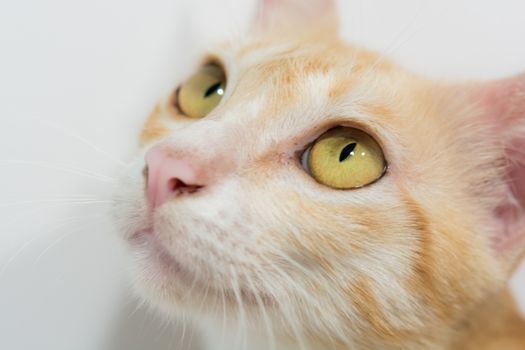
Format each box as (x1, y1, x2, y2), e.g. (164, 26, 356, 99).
(113, 1, 525, 349)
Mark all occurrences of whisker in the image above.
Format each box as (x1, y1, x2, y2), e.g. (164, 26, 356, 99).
(245, 271, 276, 350)
(0, 198, 116, 207)
(385, 1, 427, 56)
(197, 282, 211, 315)
(0, 159, 116, 183)
(156, 314, 174, 344)
(258, 256, 310, 350)
(178, 311, 188, 350)
(33, 215, 107, 263)
(367, 2, 451, 76)
(0, 200, 107, 233)
(365, 1, 427, 75)
(229, 265, 247, 350)
(35, 119, 128, 168)
(220, 284, 228, 345)
(127, 298, 147, 320)
(184, 313, 198, 350)
(0, 213, 105, 278)
(0, 234, 41, 278)
(180, 262, 201, 303)
(261, 250, 323, 308)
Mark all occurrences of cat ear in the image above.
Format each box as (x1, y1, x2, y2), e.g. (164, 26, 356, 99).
(252, 0, 338, 38)
(475, 73, 525, 272)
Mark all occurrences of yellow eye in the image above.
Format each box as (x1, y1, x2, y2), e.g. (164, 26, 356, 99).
(177, 63, 226, 119)
(305, 127, 386, 189)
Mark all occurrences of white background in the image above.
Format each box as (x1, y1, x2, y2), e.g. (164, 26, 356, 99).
(0, 1, 524, 349)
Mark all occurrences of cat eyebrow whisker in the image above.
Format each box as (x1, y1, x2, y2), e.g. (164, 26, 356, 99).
(367, 2, 445, 75)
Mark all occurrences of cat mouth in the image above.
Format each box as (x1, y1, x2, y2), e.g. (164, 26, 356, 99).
(128, 229, 277, 308)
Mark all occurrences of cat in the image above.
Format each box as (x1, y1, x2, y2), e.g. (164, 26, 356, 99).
(113, 0, 525, 349)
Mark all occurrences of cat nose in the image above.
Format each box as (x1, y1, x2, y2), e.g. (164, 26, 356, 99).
(144, 145, 204, 208)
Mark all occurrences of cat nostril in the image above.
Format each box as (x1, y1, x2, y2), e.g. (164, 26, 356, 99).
(168, 178, 185, 191)
(168, 178, 203, 194)
(168, 178, 178, 190)
(145, 145, 205, 208)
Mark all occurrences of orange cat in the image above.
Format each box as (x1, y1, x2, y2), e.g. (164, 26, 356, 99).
(114, 0, 525, 349)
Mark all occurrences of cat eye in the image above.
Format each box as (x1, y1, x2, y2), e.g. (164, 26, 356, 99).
(302, 127, 386, 189)
(176, 63, 226, 119)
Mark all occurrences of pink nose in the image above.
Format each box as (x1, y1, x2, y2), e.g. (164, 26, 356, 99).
(144, 145, 204, 208)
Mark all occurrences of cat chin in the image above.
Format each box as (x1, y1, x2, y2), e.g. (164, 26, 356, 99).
(126, 228, 278, 316)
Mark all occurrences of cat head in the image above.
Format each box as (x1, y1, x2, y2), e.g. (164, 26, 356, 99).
(114, 0, 525, 347)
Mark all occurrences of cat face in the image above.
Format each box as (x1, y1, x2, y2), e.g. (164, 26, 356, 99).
(114, 0, 525, 347)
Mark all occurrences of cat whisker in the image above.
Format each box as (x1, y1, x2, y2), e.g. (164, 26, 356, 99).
(34, 118, 129, 168)
(196, 278, 211, 315)
(9, 116, 129, 168)
(178, 310, 188, 350)
(0, 213, 106, 278)
(185, 312, 199, 350)
(258, 255, 310, 350)
(267, 249, 353, 347)
(365, 1, 428, 76)
(219, 283, 228, 344)
(126, 298, 147, 320)
(386, 1, 427, 55)
(368, 2, 450, 75)
(33, 214, 107, 264)
(246, 266, 276, 350)
(180, 259, 201, 303)
(156, 314, 175, 345)
(229, 264, 248, 350)
(262, 249, 323, 308)
(0, 200, 105, 234)
(0, 159, 116, 183)
(0, 233, 41, 279)
(0, 198, 117, 208)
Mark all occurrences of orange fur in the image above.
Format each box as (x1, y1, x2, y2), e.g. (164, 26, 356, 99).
(120, 1, 525, 349)
(140, 104, 169, 144)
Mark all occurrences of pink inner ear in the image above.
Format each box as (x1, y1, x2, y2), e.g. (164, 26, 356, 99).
(482, 74, 525, 254)
(253, 0, 336, 34)
(493, 145, 525, 253)
(509, 144, 525, 208)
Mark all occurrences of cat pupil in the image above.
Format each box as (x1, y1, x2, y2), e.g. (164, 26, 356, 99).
(339, 143, 357, 162)
(204, 82, 222, 98)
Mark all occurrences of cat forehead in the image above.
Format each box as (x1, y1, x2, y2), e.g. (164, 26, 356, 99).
(215, 38, 393, 86)
(142, 39, 420, 155)
(205, 39, 402, 127)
